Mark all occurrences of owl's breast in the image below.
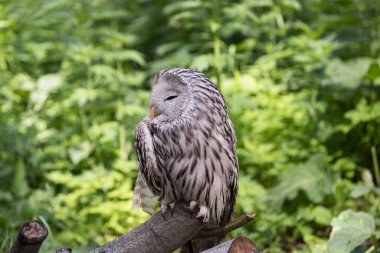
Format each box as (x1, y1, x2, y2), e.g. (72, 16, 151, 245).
(154, 118, 229, 176)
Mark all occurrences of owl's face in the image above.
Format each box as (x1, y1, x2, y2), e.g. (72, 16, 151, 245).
(149, 72, 191, 124)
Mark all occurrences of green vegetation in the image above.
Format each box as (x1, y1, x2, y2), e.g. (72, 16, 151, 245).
(1, 0, 379, 252)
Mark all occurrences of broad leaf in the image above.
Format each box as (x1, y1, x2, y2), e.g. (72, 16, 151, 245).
(266, 154, 336, 210)
(68, 141, 93, 165)
(350, 184, 371, 198)
(324, 58, 372, 88)
(327, 210, 375, 253)
(30, 74, 62, 111)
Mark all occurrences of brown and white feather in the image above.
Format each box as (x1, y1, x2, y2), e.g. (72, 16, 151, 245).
(133, 68, 239, 252)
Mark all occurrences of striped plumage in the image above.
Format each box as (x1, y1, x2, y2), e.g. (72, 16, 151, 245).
(132, 171, 155, 214)
(133, 68, 239, 252)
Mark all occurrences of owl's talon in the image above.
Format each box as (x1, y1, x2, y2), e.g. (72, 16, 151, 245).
(169, 202, 176, 217)
(160, 201, 176, 219)
(161, 211, 168, 221)
(188, 201, 197, 210)
(195, 206, 209, 223)
(161, 204, 168, 214)
(160, 202, 169, 221)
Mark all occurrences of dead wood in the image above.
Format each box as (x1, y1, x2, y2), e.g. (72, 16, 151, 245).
(9, 221, 48, 253)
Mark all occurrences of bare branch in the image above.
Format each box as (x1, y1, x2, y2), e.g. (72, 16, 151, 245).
(9, 221, 48, 253)
(8, 207, 256, 253)
(197, 214, 255, 239)
(89, 204, 205, 253)
(89, 204, 256, 253)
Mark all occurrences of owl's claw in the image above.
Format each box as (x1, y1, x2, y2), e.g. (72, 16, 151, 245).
(188, 201, 197, 211)
(188, 201, 209, 223)
(161, 211, 168, 221)
(169, 202, 176, 217)
(161, 203, 167, 213)
(160, 201, 176, 220)
(187, 201, 200, 217)
(195, 205, 210, 223)
(160, 202, 169, 221)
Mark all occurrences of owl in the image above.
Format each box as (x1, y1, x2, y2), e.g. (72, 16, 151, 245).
(132, 68, 239, 252)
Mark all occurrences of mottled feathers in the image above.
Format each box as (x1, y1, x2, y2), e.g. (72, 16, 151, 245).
(132, 68, 239, 252)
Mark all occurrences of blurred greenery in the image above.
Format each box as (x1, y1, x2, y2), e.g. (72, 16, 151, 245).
(0, 0, 379, 252)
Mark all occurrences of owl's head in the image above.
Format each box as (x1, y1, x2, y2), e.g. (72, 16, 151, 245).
(148, 70, 193, 124)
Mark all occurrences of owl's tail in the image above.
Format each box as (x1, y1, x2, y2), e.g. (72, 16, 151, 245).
(132, 172, 155, 214)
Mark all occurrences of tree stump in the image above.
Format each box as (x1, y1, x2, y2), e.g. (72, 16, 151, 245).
(9, 221, 48, 253)
(201, 236, 260, 253)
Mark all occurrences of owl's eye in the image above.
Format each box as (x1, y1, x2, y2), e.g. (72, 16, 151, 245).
(165, 95, 177, 101)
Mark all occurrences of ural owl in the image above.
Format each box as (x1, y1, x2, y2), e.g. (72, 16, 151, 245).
(133, 68, 239, 252)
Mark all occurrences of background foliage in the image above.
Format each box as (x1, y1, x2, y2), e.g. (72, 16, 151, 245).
(1, 0, 379, 252)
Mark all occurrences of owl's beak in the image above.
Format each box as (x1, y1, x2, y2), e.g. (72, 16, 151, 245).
(150, 106, 157, 118)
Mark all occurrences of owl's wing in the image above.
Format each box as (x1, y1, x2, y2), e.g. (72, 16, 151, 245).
(133, 119, 161, 214)
(132, 172, 155, 214)
(222, 118, 239, 224)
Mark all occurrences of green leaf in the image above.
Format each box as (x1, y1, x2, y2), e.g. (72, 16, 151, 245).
(9, 73, 35, 91)
(68, 141, 92, 165)
(0, 192, 12, 201)
(350, 184, 371, 198)
(30, 73, 62, 111)
(311, 206, 332, 225)
(266, 154, 336, 209)
(365, 61, 380, 81)
(163, 1, 201, 15)
(312, 244, 328, 253)
(190, 54, 214, 71)
(95, 49, 146, 66)
(0, 20, 12, 28)
(343, 100, 380, 131)
(324, 58, 372, 88)
(327, 210, 375, 253)
(36, 74, 62, 93)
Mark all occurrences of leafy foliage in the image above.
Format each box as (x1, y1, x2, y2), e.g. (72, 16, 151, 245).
(0, 0, 379, 252)
(327, 210, 376, 253)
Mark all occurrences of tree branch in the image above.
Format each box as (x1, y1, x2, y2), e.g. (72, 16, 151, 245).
(89, 204, 256, 253)
(197, 214, 255, 239)
(89, 204, 205, 253)
(9, 221, 48, 253)
(9, 206, 256, 253)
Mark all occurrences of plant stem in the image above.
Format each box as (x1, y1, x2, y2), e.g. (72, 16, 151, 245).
(371, 146, 380, 186)
(371, 234, 379, 253)
(364, 245, 374, 253)
(214, 35, 221, 88)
